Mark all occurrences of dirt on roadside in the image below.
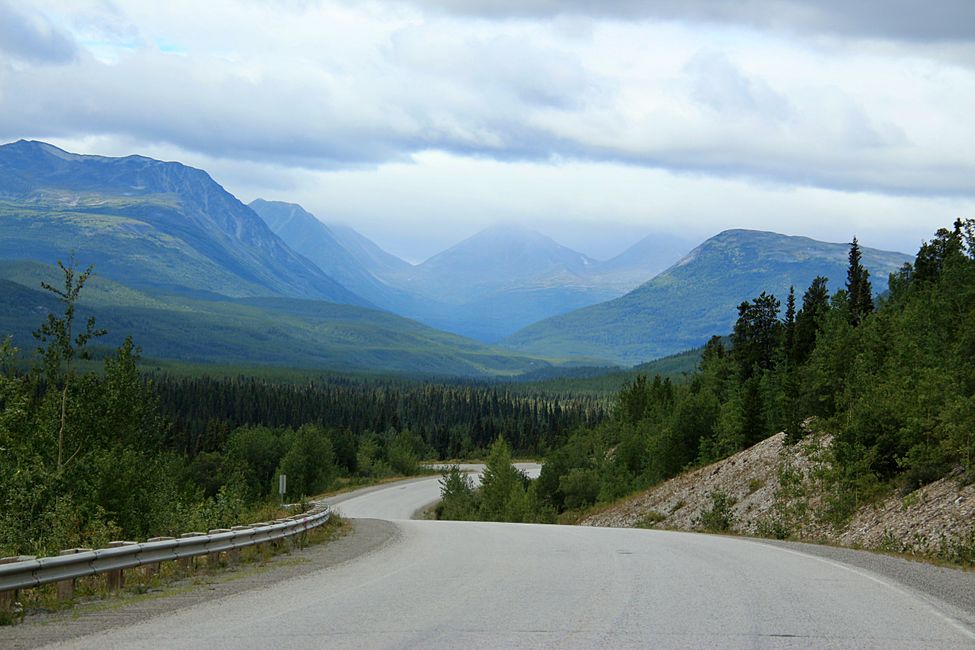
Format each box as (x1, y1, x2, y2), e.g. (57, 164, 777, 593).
(580, 430, 975, 563)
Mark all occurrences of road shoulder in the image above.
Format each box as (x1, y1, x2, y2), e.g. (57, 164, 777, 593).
(0, 518, 398, 649)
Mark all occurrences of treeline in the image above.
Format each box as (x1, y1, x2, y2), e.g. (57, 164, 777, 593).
(455, 220, 975, 524)
(155, 376, 605, 459)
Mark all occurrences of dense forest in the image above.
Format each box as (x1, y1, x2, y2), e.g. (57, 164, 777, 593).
(0, 266, 603, 557)
(440, 220, 975, 525)
(154, 376, 604, 459)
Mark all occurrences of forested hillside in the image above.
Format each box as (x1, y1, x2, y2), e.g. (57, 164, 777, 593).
(440, 221, 975, 530)
(504, 229, 911, 364)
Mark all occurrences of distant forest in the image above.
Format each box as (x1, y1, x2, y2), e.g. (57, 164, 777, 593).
(154, 375, 606, 459)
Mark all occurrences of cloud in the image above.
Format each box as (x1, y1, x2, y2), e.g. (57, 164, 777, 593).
(683, 51, 792, 122)
(0, 0, 79, 64)
(404, 0, 975, 44)
(1, 0, 972, 204)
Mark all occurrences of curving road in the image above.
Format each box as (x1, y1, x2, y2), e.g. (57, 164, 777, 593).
(47, 466, 975, 649)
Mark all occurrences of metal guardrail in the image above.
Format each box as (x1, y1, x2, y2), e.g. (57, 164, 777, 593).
(0, 506, 330, 593)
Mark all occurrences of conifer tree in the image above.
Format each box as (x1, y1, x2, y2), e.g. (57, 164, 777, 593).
(794, 276, 830, 364)
(783, 286, 796, 364)
(846, 237, 874, 327)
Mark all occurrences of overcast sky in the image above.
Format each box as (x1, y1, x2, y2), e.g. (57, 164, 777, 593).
(2, 0, 974, 262)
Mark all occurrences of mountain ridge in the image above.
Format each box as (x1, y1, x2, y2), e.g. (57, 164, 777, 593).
(503, 228, 913, 365)
(0, 140, 366, 305)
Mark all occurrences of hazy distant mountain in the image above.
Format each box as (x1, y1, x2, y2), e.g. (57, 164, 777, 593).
(592, 233, 696, 293)
(503, 229, 913, 365)
(376, 224, 618, 341)
(327, 222, 413, 279)
(249, 199, 415, 310)
(401, 224, 600, 300)
(0, 140, 365, 305)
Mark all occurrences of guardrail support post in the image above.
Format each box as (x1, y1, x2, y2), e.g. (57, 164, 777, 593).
(56, 548, 91, 600)
(229, 527, 251, 564)
(0, 555, 35, 618)
(106, 542, 137, 592)
(178, 533, 205, 572)
(207, 530, 230, 567)
(252, 523, 271, 558)
(145, 537, 174, 578)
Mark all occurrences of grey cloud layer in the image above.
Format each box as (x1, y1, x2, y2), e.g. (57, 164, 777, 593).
(409, 0, 975, 43)
(0, 0, 78, 63)
(1, 1, 972, 201)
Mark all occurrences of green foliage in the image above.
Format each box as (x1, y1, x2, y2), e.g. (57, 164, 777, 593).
(694, 489, 736, 533)
(558, 467, 601, 510)
(479, 437, 529, 522)
(276, 424, 337, 498)
(437, 466, 477, 520)
(732, 292, 781, 379)
(846, 237, 874, 327)
(387, 430, 422, 476)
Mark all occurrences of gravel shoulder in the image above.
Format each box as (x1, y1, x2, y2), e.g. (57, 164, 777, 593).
(0, 518, 398, 649)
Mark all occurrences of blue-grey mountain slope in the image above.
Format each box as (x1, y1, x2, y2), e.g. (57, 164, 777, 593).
(503, 229, 913, 366)
(0, 140, 366, 305)
(388, 224, 623, 341)
(591, 232, 697, 293)
(327, 222, 414, 279)
(248, 199, 416, 310)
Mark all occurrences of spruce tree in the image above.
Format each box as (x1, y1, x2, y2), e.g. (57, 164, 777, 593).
(795, 276, 830, 364)
(783, 286, 797, 364)
(846, 237, 874, 326)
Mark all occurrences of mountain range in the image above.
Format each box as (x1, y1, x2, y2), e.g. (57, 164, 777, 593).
(503, 229, 913, 365)
(0, 140, 916, 375)
(250, 202, 677, 341)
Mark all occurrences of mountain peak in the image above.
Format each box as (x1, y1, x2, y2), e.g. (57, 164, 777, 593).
(505, 229, 914, 366)
(0, 143, 368, 306)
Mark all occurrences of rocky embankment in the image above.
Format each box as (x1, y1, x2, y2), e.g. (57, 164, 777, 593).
(581, 431, 975, 563)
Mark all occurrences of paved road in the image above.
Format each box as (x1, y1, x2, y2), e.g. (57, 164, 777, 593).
(331, 463, 541, 519)
(47, 466, 975, 649)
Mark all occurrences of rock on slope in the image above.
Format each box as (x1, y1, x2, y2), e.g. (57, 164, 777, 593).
(581, 430, 975, 562)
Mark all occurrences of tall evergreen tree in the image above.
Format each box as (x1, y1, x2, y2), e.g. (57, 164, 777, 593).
(732, 292, 781, 379)
(846, 237, 874, 327)
(794, 276, 830, 364)
(783, 286, 797, 364)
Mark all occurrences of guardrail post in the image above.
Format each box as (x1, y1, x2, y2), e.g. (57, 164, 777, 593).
(229, 526, 250, 564)
(252, 523, 271, 557)
(274, 519, 292, 554)
(0, 556, 34, 618)
(207, 530, 230, 567)
(178, 533, 205, 572)
(56, 548, 91, 601)
(145, 537, 174, 578)
(106, 542, 137, 592)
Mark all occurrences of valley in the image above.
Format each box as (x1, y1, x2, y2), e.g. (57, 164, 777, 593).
(0, 140, 915, 375)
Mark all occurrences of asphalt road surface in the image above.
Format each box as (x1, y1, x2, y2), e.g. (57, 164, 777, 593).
(46, 466, 975, 649)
